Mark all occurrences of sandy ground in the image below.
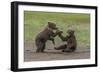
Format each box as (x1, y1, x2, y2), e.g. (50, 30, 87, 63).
(24, 41, 90, 62)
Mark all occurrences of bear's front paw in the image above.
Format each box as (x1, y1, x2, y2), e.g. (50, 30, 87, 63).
(56, 30, 63, 35)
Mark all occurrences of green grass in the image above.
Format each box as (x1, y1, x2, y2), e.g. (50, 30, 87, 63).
(24, 11, 90, 47)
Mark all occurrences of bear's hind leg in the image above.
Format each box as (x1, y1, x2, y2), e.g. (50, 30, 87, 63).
(55, 44, 67, 50)
(36, 41, 44, 53)
(40, 43, 45, 53)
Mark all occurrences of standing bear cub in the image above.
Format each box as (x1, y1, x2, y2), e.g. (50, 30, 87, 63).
(35, 22, 59, 53)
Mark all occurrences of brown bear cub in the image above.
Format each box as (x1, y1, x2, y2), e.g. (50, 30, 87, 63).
(35, 22, 59, 53)
(55, 29, 77, 52)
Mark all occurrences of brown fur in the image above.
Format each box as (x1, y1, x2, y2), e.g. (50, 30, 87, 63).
(35, 22, 58, 53)
(55, 29, 77, 52)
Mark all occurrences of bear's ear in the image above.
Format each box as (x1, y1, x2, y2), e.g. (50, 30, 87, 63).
(48, 22, 51, 24)
(48, 22, 51, 27)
